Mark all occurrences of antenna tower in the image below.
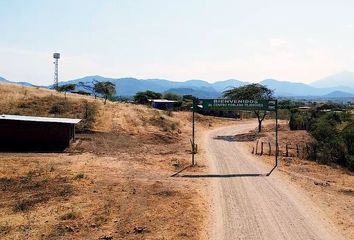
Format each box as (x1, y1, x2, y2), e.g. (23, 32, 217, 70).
(53, 53, 60, 90)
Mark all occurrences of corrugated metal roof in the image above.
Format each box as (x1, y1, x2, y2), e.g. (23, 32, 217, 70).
(0, 114, 81, 124)
(148, 99, 178, 103)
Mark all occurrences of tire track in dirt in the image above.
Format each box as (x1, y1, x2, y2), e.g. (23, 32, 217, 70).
(202, 121, 344, 240)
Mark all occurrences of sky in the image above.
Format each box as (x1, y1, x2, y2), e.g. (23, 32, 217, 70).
(0, 0, 354, 85)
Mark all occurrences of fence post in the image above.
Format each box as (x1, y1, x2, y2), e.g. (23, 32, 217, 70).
(255, 140, 259, 155)
(261, 142, 264, 155)
(268, 142, 271, 155)
(302, 145, 306, 159)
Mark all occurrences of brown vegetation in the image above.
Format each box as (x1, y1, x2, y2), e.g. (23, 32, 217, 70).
(0, 83, 231, 239)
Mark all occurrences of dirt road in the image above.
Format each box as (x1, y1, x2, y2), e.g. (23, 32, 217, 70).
(200, 121, 344, 240)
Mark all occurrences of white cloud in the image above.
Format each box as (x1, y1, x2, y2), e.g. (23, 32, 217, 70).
(345, 24, 354, 30)
(269, 38, 288, 48)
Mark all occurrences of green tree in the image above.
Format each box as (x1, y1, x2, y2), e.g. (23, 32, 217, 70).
(57, 84, 76, 99)
(134, 90, 162, 104)
(78, 79, 99, 99)
(223, 83, 274, 132)
(342, 124, 354, 170)
(343, 124, 354, 155)
(310, 112, 345, 165)
(94, 81, 116, 104)
(162, 92, 182, 101)
(182, 95, 194, 101)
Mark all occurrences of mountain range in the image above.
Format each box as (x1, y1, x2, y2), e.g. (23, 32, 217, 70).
(1, 71, 354, 99)
(0, 76, 35, 87)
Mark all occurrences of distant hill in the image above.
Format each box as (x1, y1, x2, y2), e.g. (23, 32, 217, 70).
(0, 76, 10, 83)
(260, 79, 318, 96)
(322, 90, 354, 98)
(166, 88, 220, 98)
(311, 71, 354, 89)
(58, 74, 354, 98)
(2, 72, 354, 100)
(62, 76, 243, 98)
(0, 76, 35, 87)
(212, 79, 247, 92)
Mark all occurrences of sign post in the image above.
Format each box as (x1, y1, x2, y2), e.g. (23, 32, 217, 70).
(192, 98, 196, 165)
(192, 98, 278, 175)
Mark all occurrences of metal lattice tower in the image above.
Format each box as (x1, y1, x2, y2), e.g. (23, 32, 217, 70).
(53, 53, 60, 90)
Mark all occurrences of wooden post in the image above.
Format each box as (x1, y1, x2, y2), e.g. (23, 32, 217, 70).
(261, 142, 264, 155)
(302, 145, 306, 159)
(296, 144, 299, 158)
(192, 98, 196, 165)
(268, 142, 271, 155)
(255, 140, 259, 155)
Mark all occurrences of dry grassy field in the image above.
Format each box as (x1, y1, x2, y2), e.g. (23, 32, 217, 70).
(0, 83, 232, 240)
(1, 83, 353, 239)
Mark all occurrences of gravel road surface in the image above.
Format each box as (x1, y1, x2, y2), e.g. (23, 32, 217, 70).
(199, 121, 343, 240)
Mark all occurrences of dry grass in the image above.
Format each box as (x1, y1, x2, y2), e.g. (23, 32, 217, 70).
(0, 83, 99, 132)
(0, 83, 232, 239)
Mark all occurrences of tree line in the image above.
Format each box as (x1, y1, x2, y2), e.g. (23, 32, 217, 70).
(56, 80, 354, 171)
(55, 80, 116, 104)
(289, 108, 354, 171)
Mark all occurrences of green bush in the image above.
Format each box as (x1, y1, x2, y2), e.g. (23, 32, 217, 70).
(345, 155, 354, 171)
(134, 90, 162, 104)
(343, 124, 354, 155)
(308, 112, 354, 171)
(162, 92, 182, 101)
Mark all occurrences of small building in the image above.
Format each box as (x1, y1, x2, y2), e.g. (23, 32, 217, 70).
(298, 106, 311, 111)
(0, 115, 81, 151)
(148, 99, 178, 110)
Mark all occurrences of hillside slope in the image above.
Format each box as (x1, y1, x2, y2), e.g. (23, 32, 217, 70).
(0, 82, 232, 239)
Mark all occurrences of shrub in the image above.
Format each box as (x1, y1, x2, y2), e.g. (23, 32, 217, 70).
(74, 173, 85, 180)
(49, 101, 70, 114)
(60, 211, 78, 220)
(345, 155, 354, 171)
(134, 90, 162, 104)
(308, 112, 354, 171)
(162, 92, 182, 101)
(79, 101, 98, 131)
(13, 200, 31, 212)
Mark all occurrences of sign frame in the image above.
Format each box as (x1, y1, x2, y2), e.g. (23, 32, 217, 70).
(191, 98, 279, 176)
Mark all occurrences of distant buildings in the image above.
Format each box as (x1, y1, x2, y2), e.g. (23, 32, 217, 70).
(298, 106, 311, 110)
(148, 99, 178, 110)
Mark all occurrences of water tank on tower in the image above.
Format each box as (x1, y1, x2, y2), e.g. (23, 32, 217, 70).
(53, 53, 60, 89)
